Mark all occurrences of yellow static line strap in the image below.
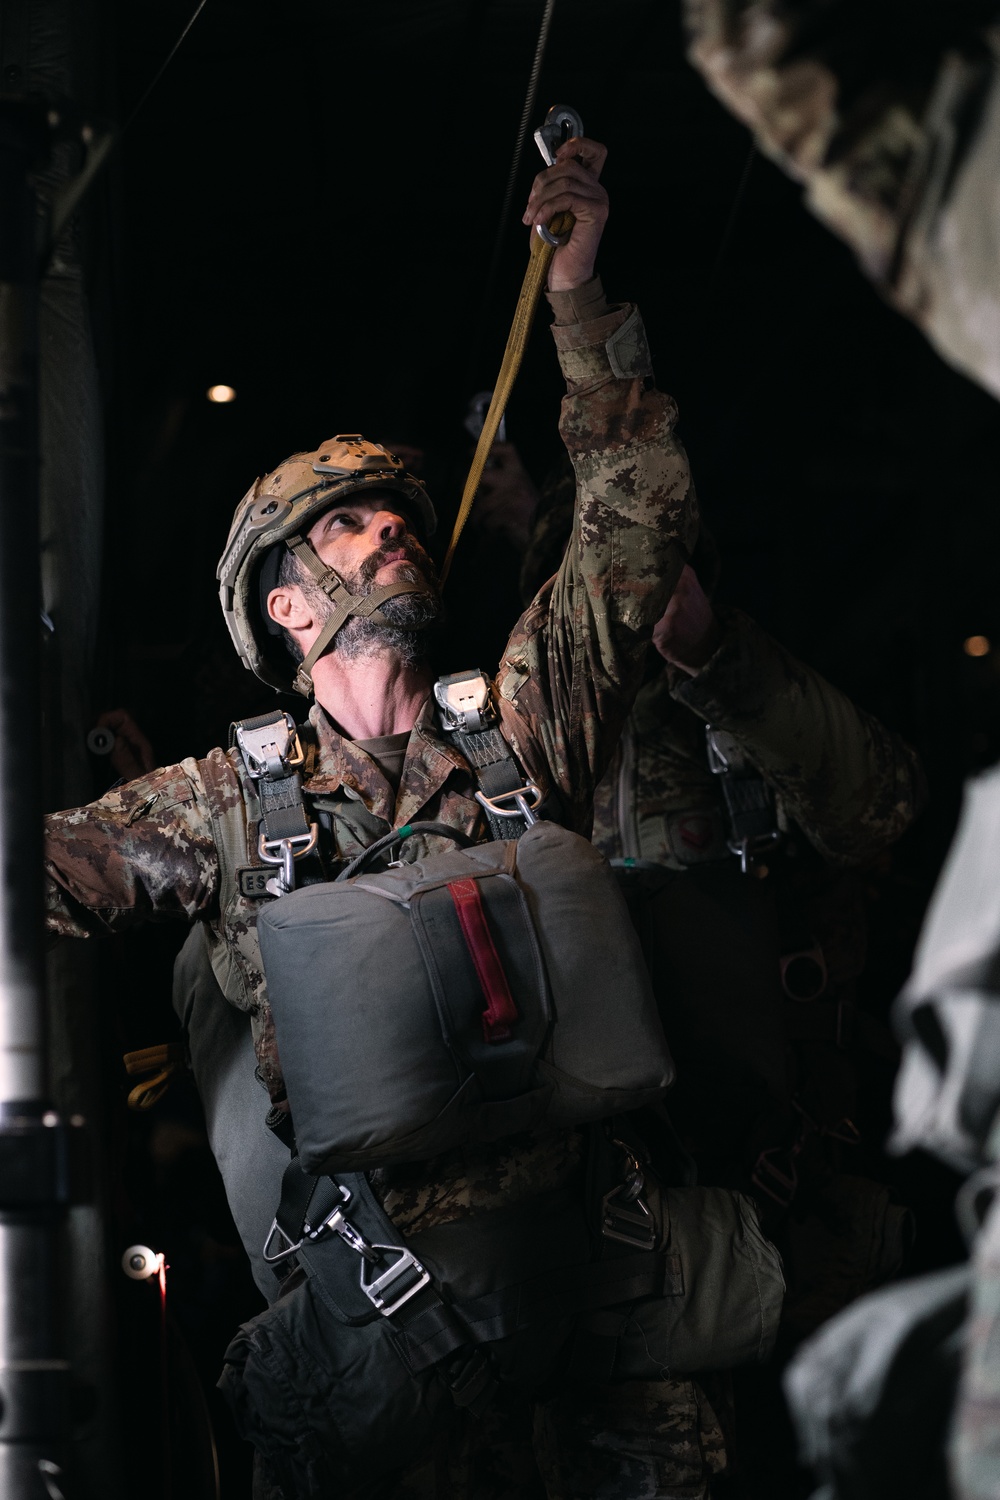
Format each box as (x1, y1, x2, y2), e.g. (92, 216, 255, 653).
(440, 210, 574, 587)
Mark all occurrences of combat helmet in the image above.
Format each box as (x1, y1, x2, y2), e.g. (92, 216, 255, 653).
(218, 435, 437, 696)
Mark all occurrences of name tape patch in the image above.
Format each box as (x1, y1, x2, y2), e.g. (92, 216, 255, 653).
(237, 867, 273, 898)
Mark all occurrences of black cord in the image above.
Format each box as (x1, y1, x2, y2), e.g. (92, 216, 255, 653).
(336, 821, 475, 882)
(710, 141, 757, 291)
(473, 0, 560, 370)
(123, 0, 211, 133)
(43, 0, 211, 262)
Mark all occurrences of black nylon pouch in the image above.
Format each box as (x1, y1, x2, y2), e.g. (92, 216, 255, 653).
(218, 1178, 595, 1493)
(258, 822, 674, 1174)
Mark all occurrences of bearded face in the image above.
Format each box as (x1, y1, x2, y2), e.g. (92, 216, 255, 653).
(331, 536, 442, 665)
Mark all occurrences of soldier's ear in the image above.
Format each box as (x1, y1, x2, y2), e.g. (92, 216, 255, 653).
(266, 584, 312, 633)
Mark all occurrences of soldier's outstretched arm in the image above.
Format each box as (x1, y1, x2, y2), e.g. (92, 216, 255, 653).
(44, 751, 237, 937)
(667, 604, 927, 864)
(495, 138, 699, 831)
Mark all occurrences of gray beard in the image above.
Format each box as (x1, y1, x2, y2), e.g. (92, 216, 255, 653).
(324, 560, 440, 668)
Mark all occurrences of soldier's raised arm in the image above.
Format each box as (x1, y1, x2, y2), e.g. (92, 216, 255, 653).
(495, 136, 699, 830)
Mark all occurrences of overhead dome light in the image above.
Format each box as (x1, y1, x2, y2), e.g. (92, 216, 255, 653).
(207, 384, 236, 404)
(964, 635, 991, 657)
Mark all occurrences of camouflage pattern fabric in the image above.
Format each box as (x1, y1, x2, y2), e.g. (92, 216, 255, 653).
(254, 1381, 727, 1500)
(370, 1128, 585, 1234)
(592, 606, 925, 871)
(533, 1379, 727, 1500)
(683, 0, 1000, 402)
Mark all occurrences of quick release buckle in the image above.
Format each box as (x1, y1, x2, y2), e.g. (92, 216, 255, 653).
(262, 1185, 431, 1318)
(475, 783, 542, 828)
(434, 670, 496, 733)
(235, 711, 305, 781)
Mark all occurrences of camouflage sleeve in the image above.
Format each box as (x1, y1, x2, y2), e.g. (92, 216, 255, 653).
(669, 608, 926, 865)
(495, 302, 699, 831)
(43, 752, 233, 937)
(684, 0, 1000, 402)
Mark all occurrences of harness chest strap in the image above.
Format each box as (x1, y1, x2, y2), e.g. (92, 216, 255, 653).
(232, 710, 318, 895)
(434, 669, 542, 841)
(230, 670, 536, 898)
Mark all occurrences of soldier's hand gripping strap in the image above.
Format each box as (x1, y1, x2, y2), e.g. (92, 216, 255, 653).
(285, 534, 429, 697)
(233, 710, 317, 895)
(434, 669, 542, 840)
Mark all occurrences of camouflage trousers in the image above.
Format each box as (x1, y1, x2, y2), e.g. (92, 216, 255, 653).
(253, 1377, 728, 1500)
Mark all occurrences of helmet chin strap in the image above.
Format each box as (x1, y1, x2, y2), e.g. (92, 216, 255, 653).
(285, 535, 432, 697)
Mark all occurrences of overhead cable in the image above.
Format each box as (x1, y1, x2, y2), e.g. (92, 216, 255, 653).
(476, 0, 560, 358)
(123, 0, 211, 132)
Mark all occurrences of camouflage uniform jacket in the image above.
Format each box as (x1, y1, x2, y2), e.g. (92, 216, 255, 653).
(592, 605, 925, 871)
(43, 293, 697, 1227)
(684, 1, 1000, 402)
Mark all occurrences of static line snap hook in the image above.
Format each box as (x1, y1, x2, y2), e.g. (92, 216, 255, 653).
(533, 104, 584, 167)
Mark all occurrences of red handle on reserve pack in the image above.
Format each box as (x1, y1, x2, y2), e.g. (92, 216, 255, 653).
(447, 878, 519, 1044)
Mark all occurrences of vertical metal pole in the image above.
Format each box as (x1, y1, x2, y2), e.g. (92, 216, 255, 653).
(0, 99, 74, 1498)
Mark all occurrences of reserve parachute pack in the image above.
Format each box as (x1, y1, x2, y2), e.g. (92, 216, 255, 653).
(249, 669, 675, 1175)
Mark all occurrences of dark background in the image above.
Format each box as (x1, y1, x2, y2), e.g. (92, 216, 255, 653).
(77, 0, 1000, 1491)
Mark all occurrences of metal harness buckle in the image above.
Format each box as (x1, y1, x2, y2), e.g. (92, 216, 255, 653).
(434, 670, 496, 733)
(236, 712, 305, 781)
(263, 1186, 431, 1317)
(258, 825, 320, 895)
(475, 783, 542, 828)
(601, 1140, 657, 1250)
(262, 1217, 304, 1266)
(360, 1246, 432, 1317)
(706, 725, 782, 874)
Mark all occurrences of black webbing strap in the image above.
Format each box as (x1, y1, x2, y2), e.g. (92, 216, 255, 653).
(435, 672, 535, 841)
(266, 1160, 498, 1412)
(232, 710, 317, 892)
(458, 725, 532, 841)
(267, 1158, 669, 1385)
(258, 771, 312, 844)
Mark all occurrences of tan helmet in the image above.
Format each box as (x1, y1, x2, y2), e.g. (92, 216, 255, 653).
(217, 434, 437, 695)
